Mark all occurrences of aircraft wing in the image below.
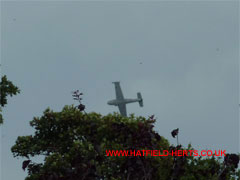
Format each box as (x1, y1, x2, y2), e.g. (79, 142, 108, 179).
(113, 82, 124, 100)
(118, 104, 127, 117)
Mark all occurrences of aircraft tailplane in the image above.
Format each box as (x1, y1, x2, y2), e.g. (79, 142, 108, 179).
(137, 92, 143, 107)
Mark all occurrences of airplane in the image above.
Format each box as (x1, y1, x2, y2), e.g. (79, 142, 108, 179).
(107, 81, 143, 116)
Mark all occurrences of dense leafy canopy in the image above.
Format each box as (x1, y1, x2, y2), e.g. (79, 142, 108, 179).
(12, 105, 239, 180)
(0, 75, 20, 124)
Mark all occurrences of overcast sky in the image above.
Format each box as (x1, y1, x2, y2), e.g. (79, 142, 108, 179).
(1, 1, 239, 180)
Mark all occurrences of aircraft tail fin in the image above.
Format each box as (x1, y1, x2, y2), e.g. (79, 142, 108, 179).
(137, 92, 143, 107)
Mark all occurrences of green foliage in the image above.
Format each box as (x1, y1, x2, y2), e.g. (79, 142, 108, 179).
(0, 75, 20, 124)
(12, 106, 171, 179)
(11, 106, 239, 179)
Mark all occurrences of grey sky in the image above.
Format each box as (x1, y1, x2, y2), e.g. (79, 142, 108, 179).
(1, 1, 239, 180)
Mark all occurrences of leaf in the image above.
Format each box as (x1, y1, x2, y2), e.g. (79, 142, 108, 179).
(149, 115, 154, 119)
(171, 128, 179, 138)
(224, 153, 240, 168)
(72, 94, 79, 97)
(77, 104, 85, 111)
(22, 160, 31, 171)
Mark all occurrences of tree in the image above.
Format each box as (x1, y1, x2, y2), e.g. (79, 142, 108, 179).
(12, 106, 172, 180)
(11, 92, 239, 180)
(0, 75, 20, 124)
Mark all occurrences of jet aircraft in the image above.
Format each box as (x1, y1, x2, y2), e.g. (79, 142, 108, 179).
(107, 81, 143, 116)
